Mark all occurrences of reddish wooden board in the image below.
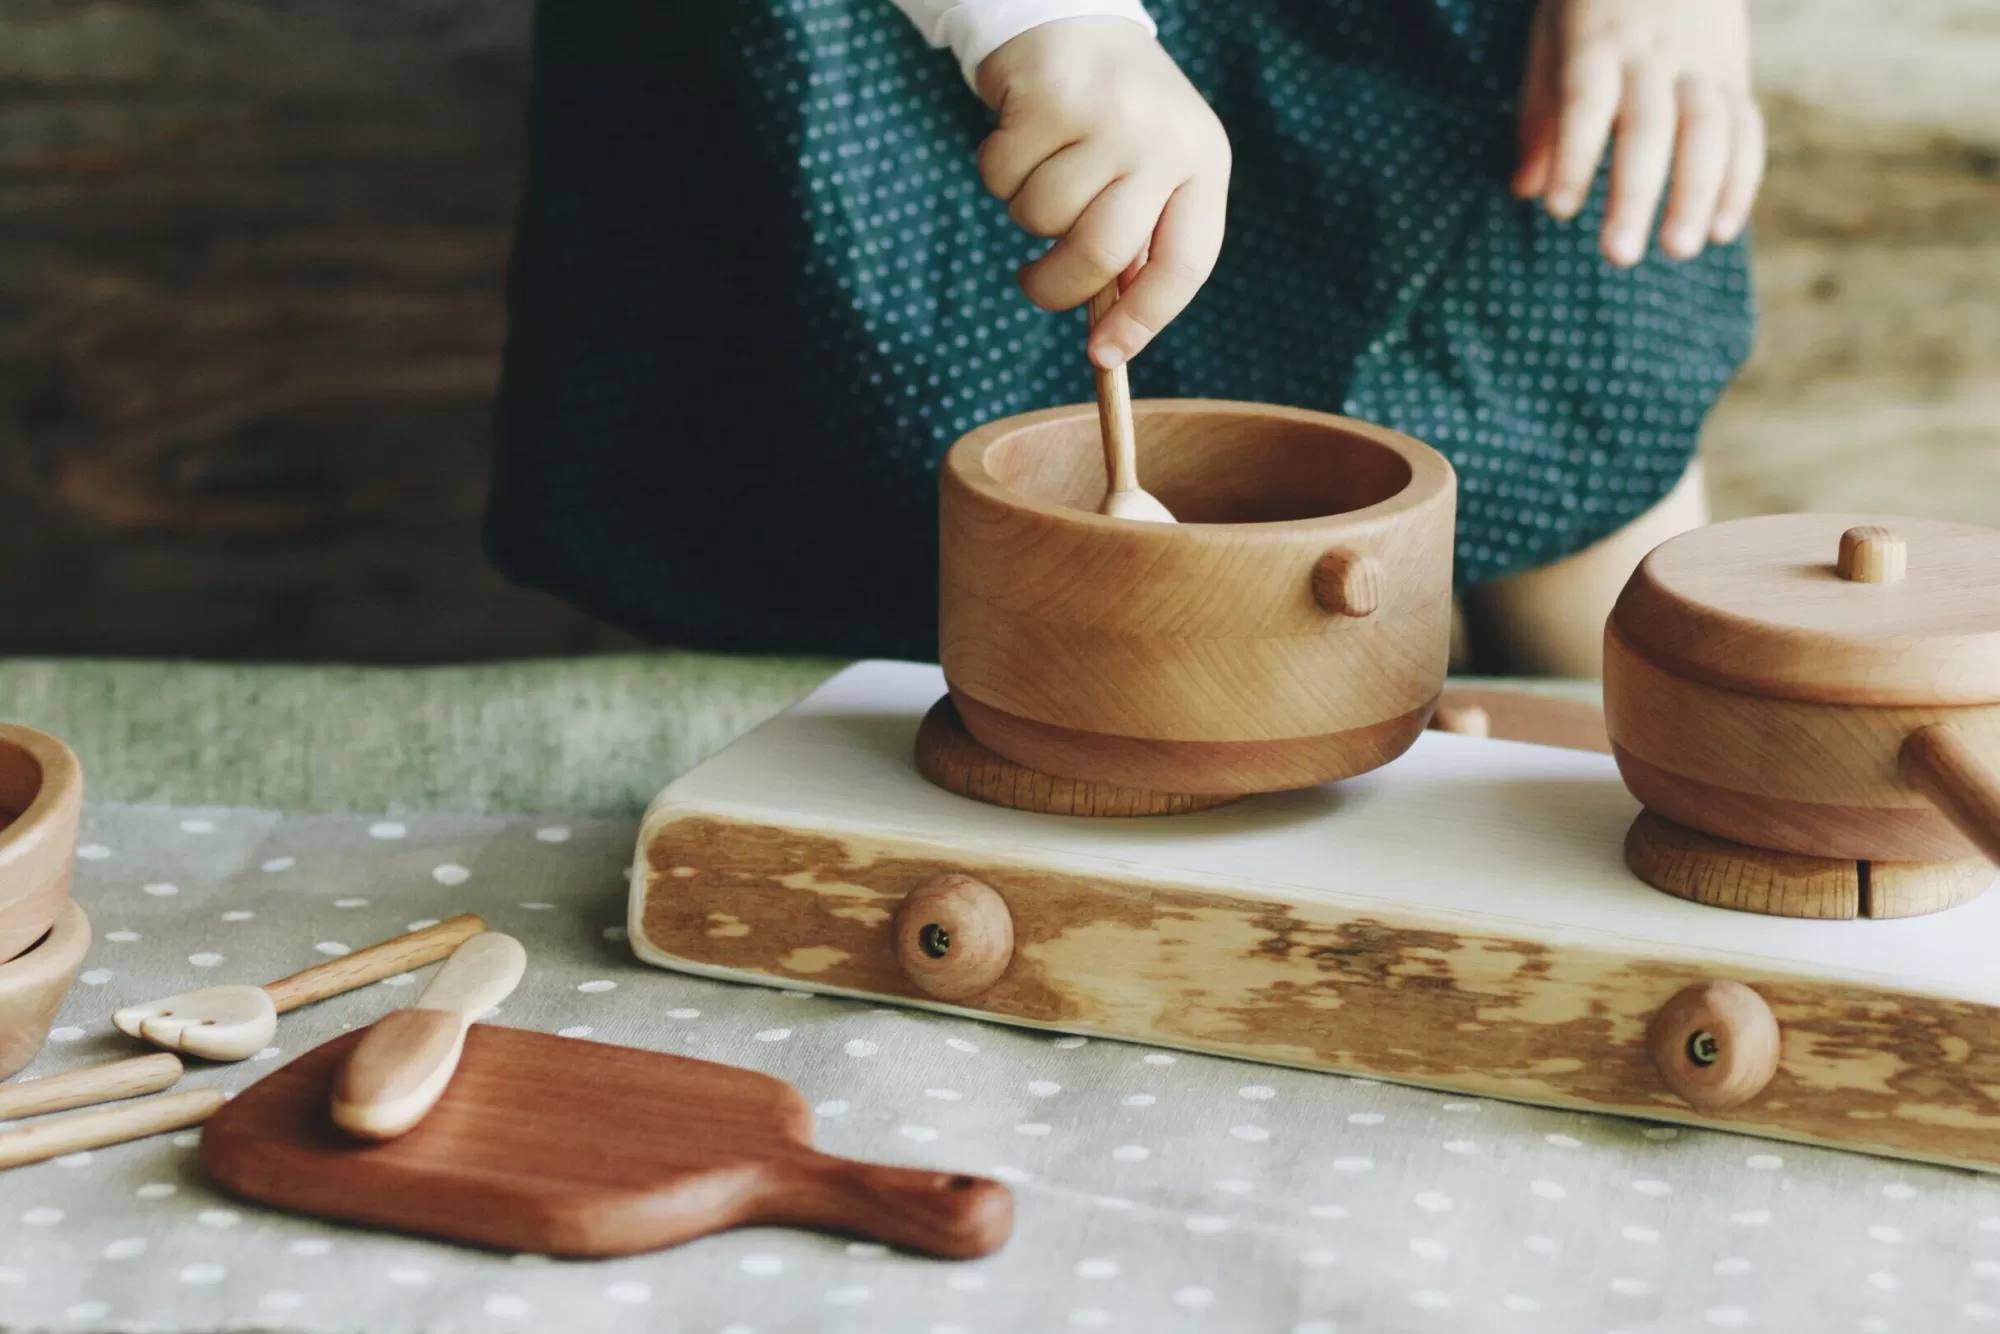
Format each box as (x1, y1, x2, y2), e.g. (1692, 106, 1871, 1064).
(200, 1025, 1012, 1259)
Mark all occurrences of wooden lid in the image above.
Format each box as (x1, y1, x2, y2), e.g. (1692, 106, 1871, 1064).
(1611, 513, 2000, 706)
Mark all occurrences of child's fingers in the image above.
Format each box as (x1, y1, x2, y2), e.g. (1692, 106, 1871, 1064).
(1017, 176, 1172, 316)
(1007, 143, 1124, 239)
(1544, 51, 1620, 219)
(1710, 95, 1765, 242)
(1600, 68, 1676, 267)
(1089, 179, 1225, 368)
(977, 120, 1070, 203)
(1511, 4, 1560, 199)
(1658, 78, 1730, 260)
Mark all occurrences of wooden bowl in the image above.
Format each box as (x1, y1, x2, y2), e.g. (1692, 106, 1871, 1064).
(0, 901, 91, 1081)
(0, 724, 83, 965)
(940, 400, 1457, 794)
(1605, 514, 2000, 865)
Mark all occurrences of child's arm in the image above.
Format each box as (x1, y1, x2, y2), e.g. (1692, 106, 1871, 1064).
(1513, 0, 1764, 267)
(887, 3, 1231, 370)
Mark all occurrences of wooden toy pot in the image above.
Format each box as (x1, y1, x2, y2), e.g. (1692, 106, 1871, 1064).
(938, 400, 1456, 796)
(1604, 514, 2000, 918)
(0, 724, 82, 965)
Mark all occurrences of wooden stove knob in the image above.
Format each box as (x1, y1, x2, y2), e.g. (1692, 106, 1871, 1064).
(1647, 979, 1780, 1113)
(1837, 525, 1907, 584)
(1313, 547, 1383, 618)
(894, 875, 1014, 1002)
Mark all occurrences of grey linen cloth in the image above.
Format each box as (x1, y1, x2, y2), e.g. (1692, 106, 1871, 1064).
(3, 803, 1999, 1334)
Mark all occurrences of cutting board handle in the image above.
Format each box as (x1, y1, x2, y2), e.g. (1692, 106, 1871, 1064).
(1902, 723, 2000, 866)
(767, 1154, 1013, 1260)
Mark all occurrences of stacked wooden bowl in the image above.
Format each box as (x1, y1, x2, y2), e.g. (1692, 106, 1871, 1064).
(0, 724, 90, 1079)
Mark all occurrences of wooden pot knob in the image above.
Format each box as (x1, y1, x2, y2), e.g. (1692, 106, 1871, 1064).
(1312, 547, 1383, 618)
(1647, 980, 1780, 1113)
(894, 875, 1014, 1002)
(1837, 525, 1906, 584)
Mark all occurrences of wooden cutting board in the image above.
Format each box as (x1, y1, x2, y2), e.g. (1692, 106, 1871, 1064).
(200, 1025, 1012, 1259)
(629, 661, 2000, 1174)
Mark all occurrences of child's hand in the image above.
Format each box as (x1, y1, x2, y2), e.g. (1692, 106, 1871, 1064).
(1513, 0, 1763, 267)
(975, 18, 1231, 369)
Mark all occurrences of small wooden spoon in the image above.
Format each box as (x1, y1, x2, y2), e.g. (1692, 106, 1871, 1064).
(112, 915, 486, 1062)
(1088, 283, 1175, 524)
(331, 931, 527, 1141)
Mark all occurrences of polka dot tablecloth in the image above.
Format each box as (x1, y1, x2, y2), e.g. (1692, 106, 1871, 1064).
(5, 804, 2000, 1333)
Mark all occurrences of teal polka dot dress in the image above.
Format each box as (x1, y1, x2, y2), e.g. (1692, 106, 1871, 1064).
(489, 0, 1754, 659)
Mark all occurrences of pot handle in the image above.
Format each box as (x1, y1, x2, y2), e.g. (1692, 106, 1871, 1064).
(1901, 723, 2000, 866)
(1313, 547, 1383, 618)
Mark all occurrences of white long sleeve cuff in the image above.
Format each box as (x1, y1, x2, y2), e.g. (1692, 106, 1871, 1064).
(888, 0, 1157, 90)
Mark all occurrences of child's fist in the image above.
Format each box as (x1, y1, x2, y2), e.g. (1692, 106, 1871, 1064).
(976, 18, 1231, 368)
(1514, 0, 1764, 266)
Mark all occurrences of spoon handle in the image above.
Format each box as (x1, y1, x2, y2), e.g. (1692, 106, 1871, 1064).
(1087, 282, 1140, 497)
(262, 914, 487, 1014)
(0, 1089, 224, 1172)
(0, 1053, 183, 1121)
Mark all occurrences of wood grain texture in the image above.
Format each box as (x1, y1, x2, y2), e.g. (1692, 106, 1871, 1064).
(1604, 618, 2000, 861)
(914, 696, 1236, 816)
(0, 0, 628, 662)
(205, 1026, 1013, 1259)
(1611, 513, 2000, 706)
(0, 724, 82, 965)
(1646, 980, 1782, 1113)
(1623, 809, 1991, 920)
(264, 914, 487, 1012)
(939, 400, 1455, 790)
(0, 1088, 224, 1170)
(0, 901, 91, 1081)
(635, 812, 2000, 1172)
(0, 1053, 181, 1121)
(1902, 723, 2000, 866)
(951, 690, 1437, 796)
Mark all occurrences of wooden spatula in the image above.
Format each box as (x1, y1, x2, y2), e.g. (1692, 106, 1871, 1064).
(201, 1026, 1013, 1259)
(331, 931, 526, 1141)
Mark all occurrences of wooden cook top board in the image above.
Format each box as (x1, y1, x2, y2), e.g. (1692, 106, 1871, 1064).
(631, 662, 2000, 1172)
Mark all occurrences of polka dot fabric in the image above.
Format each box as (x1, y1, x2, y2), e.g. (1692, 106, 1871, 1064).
(489, 0, 1752, 659)
(8, 803, 2000, 1332)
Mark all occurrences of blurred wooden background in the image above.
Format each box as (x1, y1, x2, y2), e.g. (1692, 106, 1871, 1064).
(1, 0, 1996, 661)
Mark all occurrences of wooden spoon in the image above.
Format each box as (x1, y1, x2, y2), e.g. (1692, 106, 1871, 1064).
(331, 931, 527, 1141)
(112, 914, 486, 1062)
(1088, 283, 1175, 524)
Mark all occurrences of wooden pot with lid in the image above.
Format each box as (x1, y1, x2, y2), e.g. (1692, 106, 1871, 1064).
(935, 399, 1456, 805)
(1605, 513, 2000, 917)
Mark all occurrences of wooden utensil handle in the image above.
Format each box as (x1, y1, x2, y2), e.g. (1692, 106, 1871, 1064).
(0, 1053, 182, 1121)
(772, 1156, 1013, 1260)
(0, 1089, 225, 1171)
(1902, 724, 2000, 866)
(263, 914, 487, 1014)
(1087, 283, 1139, 496)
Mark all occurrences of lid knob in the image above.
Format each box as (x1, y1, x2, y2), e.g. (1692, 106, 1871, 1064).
(1836, 526, 1906, 584)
